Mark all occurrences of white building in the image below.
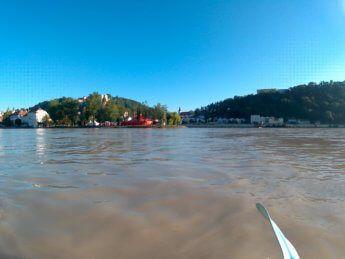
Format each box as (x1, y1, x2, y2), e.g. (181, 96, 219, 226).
(250, 115, 284, 126)
(10, 108, 50, 128)
(267, 117, 284, 126)
(100, 94, 110, 107)
(179, 111, 192, 124)
(250, 115, 261, 124)
(10, 110, 29, 125)
(87, 120, 100, 127)
(22, 108, 50, 128)
(78, 96, 87, 103)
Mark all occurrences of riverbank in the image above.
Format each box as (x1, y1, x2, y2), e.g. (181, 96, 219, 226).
(185, 123, 345, 128)
(0, 125, 187, 129)
(2, 124, 345, 129)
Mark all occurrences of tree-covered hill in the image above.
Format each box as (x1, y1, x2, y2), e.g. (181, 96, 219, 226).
(195, 81, 345, 124)
(26, 92, 180, 126)
(30, 95, 147, 115)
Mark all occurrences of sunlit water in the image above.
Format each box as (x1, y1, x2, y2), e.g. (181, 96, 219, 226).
(0, 128, 344, 258)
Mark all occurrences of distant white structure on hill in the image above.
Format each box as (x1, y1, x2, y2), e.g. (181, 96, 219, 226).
(257, 89, 288, 94)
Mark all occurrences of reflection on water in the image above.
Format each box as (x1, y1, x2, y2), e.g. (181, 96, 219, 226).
(0, 130, 3, 158)
(35, 129, 46, 160)
(0, 128, 344, 258)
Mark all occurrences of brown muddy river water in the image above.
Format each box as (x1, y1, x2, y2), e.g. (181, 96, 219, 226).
(0, 128, 344, 258)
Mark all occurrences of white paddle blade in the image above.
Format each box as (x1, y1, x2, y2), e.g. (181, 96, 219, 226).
(256, 203, 300, 259)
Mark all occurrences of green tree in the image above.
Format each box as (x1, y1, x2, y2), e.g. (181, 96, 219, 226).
(42, 114, 52, 127)
(61, 99, 79, 125)
(324, 111, 334, 122)
(47, 100, 60, 123)
(153, 103, 167, 124)
(85, 92, 102, 122)
(47, 98, 79, 125)
(103, 100, 120, 122)
(196, 80, 345, 124)
(167, 112, 181, 125)
(1, 109, 13, 126)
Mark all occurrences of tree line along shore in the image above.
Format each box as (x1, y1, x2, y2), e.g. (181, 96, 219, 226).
(0, 93, 182, 128)
(1, 80, 345, 128)
(192, 80, 345, 125)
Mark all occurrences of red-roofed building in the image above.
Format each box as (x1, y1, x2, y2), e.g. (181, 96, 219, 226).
(10, 108, 50, 127)
(10, 110, 29, 125)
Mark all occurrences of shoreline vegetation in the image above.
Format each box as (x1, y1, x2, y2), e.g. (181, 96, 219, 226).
(1, 124, 343, 129)
(2, 80, 345, 129)
(0, 125, 187, 129)
(193, 80, 345, 125)
(0, 92, 182, 128)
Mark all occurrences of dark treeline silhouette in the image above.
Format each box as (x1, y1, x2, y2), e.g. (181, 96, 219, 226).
(195, 81, 345, 124)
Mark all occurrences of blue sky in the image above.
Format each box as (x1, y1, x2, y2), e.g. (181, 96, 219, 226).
(1, 0, 345, 111)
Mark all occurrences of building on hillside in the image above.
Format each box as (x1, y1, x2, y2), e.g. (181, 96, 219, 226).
(0, 112, 4, 123)
(251, 115, 284, 126)
(86, 120, 100, 127)
(250, 115, 261, 124)
(78, 96, 87, 103)
(257, 89, 277, 94)
(179, 111, 192, 124)
(257, 89, 288, 94)
(10, 108, 50, 128)
(78, 94, 109, 105)
(100, 94, 110, 106)
(22, 108, 51, 128)
(10, 110, 29, 125)
(286, 119, 311, 126)
(267, 117, 284, 126)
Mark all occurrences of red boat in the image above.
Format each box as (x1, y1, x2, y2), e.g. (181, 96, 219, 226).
(121, 114, 153, 127)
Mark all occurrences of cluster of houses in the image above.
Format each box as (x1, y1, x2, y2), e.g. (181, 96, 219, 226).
(5, 108, 51, 128)
(1, 108, 154, 128)
(0, 92, 153, 128)
(179, 110, 315, 127)
(179, 111, 246, 125)
(179, 109, 301, 127)
(250, 115, 284, 126)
